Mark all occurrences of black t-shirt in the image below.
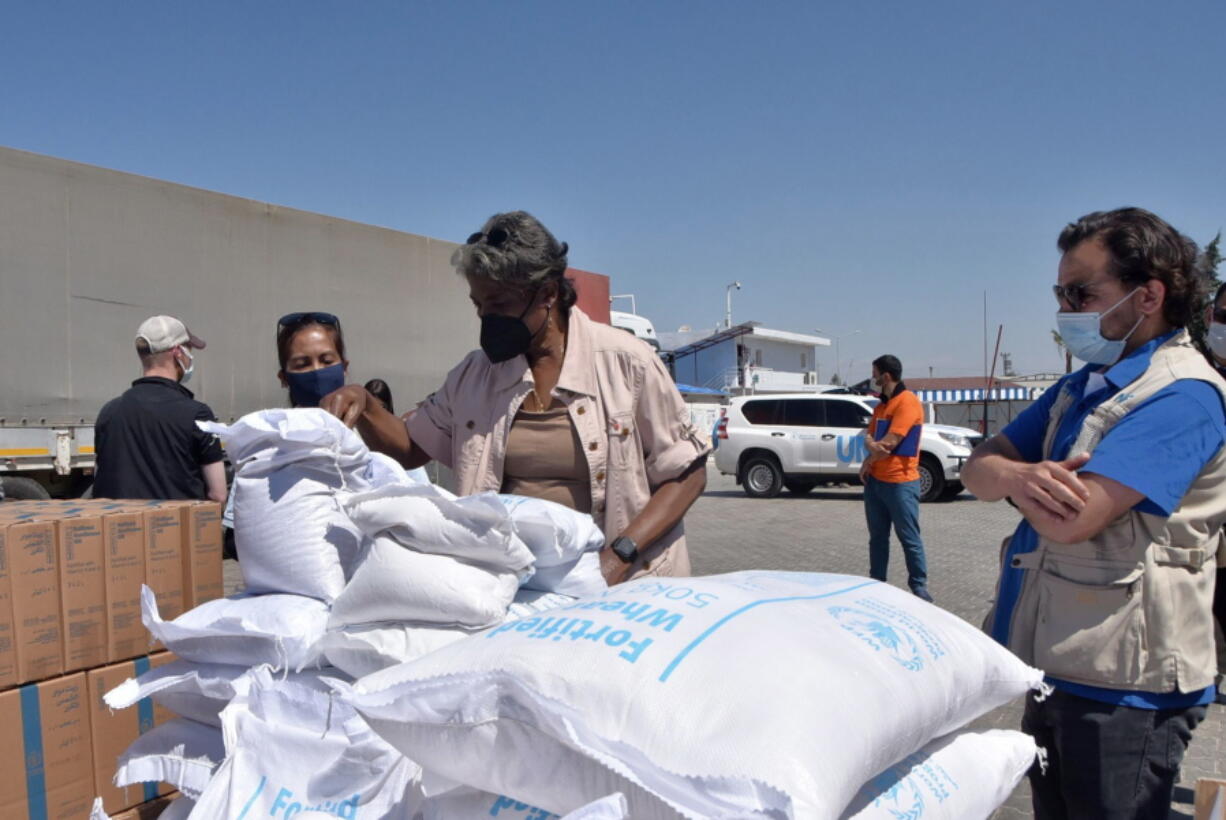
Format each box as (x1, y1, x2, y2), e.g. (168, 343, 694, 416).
(93, 377, 224, 500)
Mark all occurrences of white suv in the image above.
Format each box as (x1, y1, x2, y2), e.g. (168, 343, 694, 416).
(713, 393, 983, 502)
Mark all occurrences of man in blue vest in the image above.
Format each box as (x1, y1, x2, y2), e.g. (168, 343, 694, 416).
(964, 208, 1226, 820)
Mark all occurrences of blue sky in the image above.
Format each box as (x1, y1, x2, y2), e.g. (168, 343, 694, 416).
(3, 2, 1224, 380)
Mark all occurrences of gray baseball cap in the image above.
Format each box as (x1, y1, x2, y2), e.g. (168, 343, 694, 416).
(135, 315, 206, 353)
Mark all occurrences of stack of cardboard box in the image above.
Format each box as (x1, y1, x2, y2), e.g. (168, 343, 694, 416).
(0, 500, 223, 819)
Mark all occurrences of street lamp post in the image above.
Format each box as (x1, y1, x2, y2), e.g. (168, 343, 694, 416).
(725, 282, 741, 329)
(815, 328, 861, 384)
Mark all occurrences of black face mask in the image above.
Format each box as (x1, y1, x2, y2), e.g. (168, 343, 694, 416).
(480, 291, 550, 363)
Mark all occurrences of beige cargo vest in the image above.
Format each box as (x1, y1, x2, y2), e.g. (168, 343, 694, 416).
(993, 330, 1226, 693)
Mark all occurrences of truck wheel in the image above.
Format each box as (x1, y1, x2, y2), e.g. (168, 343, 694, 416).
(918, 455, 945, 503)
(1, 476, 52, 501)
(741, 456, 783, 499)
(783, 479, 817, 495)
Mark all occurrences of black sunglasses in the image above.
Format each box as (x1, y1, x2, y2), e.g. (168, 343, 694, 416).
(277, 312, 340, 331)
(466, 227, 509, 247)
(1051, 277, 1118, 312)
(1213, 308, 1226, 324)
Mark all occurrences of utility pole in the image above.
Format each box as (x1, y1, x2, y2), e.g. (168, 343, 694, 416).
(725, 282, 741, 329)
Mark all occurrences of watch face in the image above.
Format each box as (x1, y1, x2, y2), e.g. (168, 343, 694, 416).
(613, 537, 637, 562)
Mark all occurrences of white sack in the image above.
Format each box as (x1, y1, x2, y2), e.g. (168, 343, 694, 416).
(329, 536, 520, 630)
(421, 788, 629, 820)
(321, 624, 475, 679)
(323, 591, 577, 679)
(497, 494, 605, 566)
(114, 717, 225, 801)
(339, 571, 1044, 819)
(141, 586, 328, 671)
(188, 667, 422, 819)
(343, 484, 533, 573)
(521, 552, 607, 598)
(843, 729, 1038, 820)
(202, 408, 373, 602)
(105, 658, 346, 728)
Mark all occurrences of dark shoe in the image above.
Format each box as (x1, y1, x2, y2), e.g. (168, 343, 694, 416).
(911, 587, 934, 603)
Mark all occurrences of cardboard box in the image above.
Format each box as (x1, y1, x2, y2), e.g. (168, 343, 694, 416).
(178, 502, 223, 609)
(1196, 778, 1226, 820)
(0, 519, 17, 688)
(0, 672, 94, 819)
(140, 507, 186, 625)
(55, 511, 109, 672)
(87, 653, 176, 815)
(102, 510, 147, 662)
(4, 517, 64, 683)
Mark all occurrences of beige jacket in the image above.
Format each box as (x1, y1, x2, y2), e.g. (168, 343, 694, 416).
(407, 307, 711, 576)
(993, 331, 1226, 692)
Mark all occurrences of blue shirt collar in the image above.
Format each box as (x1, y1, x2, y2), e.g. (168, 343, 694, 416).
(1101, 329, 1180, 389)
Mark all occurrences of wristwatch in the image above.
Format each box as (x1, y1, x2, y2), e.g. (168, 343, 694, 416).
(609, 535, 639, 564)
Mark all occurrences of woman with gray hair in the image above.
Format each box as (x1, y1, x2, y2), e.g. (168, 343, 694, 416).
(323, 211, 710, 584)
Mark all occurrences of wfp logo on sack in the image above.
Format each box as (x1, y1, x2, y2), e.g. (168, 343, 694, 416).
(828, 606, 924, 672)
(868, 770, 926, 820)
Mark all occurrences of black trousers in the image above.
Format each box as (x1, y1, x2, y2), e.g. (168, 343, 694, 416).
(1215, 567, 1226, 647)
(1022, 689, 1207, 820)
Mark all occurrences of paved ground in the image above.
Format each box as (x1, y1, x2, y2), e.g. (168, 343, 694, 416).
(685, 467, 1225, 819)
(222, 465, 1225, 818)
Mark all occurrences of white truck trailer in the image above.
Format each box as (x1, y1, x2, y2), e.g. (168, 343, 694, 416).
(0, 146, 482, 498)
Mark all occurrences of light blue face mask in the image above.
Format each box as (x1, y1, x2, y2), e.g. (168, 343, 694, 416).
(1055, 287, 1144, 366)
(176, 348, 195, 385)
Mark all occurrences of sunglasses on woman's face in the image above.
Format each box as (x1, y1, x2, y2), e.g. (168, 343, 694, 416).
(1052, 277, 1116, 311)
(277, 312, 340, 330)
(466, 228, 509, 247)
(1213, 308, 1226, 324)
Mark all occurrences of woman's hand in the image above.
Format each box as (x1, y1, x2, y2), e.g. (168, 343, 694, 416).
(321, 384, 371, 428)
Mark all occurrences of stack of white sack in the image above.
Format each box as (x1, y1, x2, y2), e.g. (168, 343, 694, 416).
(95, 667, 428, 820)
(107, 592, 358, 805)
(320, 483, 594, 679)
(336, 571, 1047, 819)
(95, 409, 431, 815)
(105, 408, 620, 813)
(199, 408, 428, 602)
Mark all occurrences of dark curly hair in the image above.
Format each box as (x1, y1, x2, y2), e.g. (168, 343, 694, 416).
(450, 211, 578, 313)
(1057, 207, 1201, 328)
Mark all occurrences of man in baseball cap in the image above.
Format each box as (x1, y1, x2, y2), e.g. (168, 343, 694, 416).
(92, 315, 227, 502)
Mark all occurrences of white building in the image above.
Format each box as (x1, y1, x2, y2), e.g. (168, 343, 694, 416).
(664, 322, 831, 395)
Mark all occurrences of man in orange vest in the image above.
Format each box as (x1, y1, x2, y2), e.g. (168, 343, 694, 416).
(859, 354, 932, 602)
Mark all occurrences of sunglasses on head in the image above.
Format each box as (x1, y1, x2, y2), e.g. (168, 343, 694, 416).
(466, 227, 509, 247)
(277, 312, 340, 331)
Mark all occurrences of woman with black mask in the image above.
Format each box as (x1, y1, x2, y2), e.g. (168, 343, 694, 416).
(277, 312, 349, 407)
(321, 211, 710, 586)
(222, 312, 349, 559)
